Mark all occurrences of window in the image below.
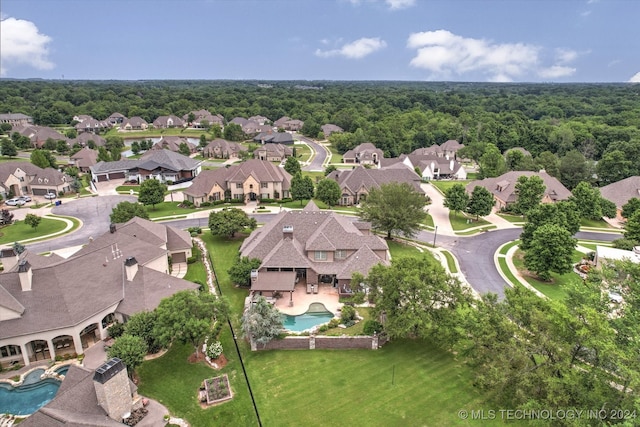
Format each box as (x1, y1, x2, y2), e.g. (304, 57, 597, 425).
(0, 345, 21, 358)
(261, 182, 268, 188)
(335, 249, 346, 259)
(236, 183, 243, 189)
(314, 251, 327, 261)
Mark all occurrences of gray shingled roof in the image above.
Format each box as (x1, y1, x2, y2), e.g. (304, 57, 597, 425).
(600, 176, 640, 208)
(466, 171, 572, 204)
(331, 165, 424, 195)
(137, 148, 201, 172)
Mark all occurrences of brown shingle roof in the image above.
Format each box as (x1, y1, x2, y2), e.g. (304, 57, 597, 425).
(600, 176, 640, 208)
(465, 171, 572, 205)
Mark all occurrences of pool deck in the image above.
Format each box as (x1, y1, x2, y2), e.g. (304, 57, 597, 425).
(274, 283, 342, 316)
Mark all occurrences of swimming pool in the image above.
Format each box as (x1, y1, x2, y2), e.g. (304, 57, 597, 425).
(0, 369, 61, 415)
(282, 302, 335, 332)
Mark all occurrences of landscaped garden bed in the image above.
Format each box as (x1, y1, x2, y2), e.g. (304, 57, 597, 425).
(200, 374, 233, 406)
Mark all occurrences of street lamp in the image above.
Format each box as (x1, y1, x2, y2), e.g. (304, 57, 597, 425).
(433, 225, 438, 248)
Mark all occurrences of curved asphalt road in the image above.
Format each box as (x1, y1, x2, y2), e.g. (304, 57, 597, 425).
(26, 197, 620, 298)
(297, 135, 328, 171)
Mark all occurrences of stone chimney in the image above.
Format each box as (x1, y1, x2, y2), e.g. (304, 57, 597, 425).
(283, 225, 293, 239)
(93, 358, 133, 422)
(124, 257, 138, 281)
(18, 260, 32, 291)
(0, 248, 19, 271)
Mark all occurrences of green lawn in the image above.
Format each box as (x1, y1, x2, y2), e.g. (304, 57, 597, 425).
(497, 213, 525, 224)
(442, 250, 458, 273)
(116, 185, 140, 194)
(387, 239, 424, 258)
(294, 142, 313, 163)
(182, 244, 206, 285)
(104, 128, 208, 139)
(0, 215, 77, 244)
(146, 202, 206, 218)
(449, 212, 490, 231)
(430, 180, 470, 194)
(0, 156, 25, 163)
(579, 218, 617, 229)
(326, 144, 343, 163)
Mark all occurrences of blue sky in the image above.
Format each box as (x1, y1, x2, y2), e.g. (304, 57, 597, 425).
(1, 0, 639, 82)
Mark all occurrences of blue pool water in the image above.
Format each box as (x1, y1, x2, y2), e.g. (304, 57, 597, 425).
(282, 303, 334, 332)
(54, 365, 69, 376)
(0, 369, 61, 415)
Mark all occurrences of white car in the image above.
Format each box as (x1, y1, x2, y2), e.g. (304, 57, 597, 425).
(5, 198, 25, 206)
(44, 192, 57, 200)
(18, 195, 31, 203)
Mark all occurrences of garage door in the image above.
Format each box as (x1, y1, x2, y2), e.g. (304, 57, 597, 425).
(108, 172, 125, 179)
(172, 252, 187, 263)
(97, 175, 108, 182)
(32, 188, 48, 195)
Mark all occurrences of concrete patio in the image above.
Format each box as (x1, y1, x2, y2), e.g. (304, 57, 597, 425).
(274, 282, 341, 316)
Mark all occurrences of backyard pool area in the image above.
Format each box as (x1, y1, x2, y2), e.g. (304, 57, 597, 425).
(282, 302, 335, 332)
(0, 368, 61, 415)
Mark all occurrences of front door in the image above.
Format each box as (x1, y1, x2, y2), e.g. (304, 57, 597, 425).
(249, 192, 257, 201)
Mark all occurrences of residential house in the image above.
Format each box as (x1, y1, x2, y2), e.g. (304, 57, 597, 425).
(0, 162, 71, 198)
(253, 143, 293, 162)
(0, 217, 197, 369)
(70, 132, 107, 148)
(240, 201, 389, 300)
(183, 109, 224, 129)
(343, 143, 384, 166)
(600, 176, 640, 220)
(465, 171, 572, 210)
(151, 136, 197, 153)
(248, 115, 269, 125)
(594, 245, 640, 268)
(90, 149, 202, 183)
(74, 116, 109, 134)
(202, 138, 247, 159)
(119, 117, 148, 131)
(253, 130, 294, 145)
(242, 121, 271, 136)
(12, 125, 68, 149)
(274, 116, 304, 131)
(386, 153, 466, 181)
(327, 164, 425, 206)
(152, 115, 185, 129)
(411, 140, 465, 159)
(69, 147, 99, 173)
(182, 159, 291, 206)
(321, 124, 343, 137)
(0, 113, 33, 127)
(106, 112, 126, 126)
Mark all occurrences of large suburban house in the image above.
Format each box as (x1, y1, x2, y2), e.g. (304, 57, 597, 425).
(0, 162, 72, 199)
(0, 217, 197, 369)
(412, 140, 465, 159)
(253, 130, 294, 145)
(151, 136, 197, 153)
(11, 124, 68, 149)
(203, 138, 247, 159)
(343, 143, 384, 166)
(600, 176, 640, 220)
(327, 164, 425, 206)
(594, 245, 640, 269)
(74, 116, 110, 134)
(183, 109, 225, 129)
(0, 113, 33, 127)
(321, 124, 343, 137)
(90, 149, 202, 183)
(69, 147, 99, 173)
(466, 171, 572, 210)
(183, 159, 291, 206)
(240, 201, 389, 300)
(383, 153, 466, 181)
(70, 132, 107, 148)
(274, 116, 304, 131)
(152, 115, 185, 129)
(253, 143, 292, 162)
(119, 117, 149, 131)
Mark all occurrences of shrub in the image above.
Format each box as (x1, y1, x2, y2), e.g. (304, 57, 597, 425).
(351, 291, 366, 304)
(188, 226, 202, 234)
(318, 325, 328, 333)
(108, 322, 125, 339)
(187, 256, 197, 264)
(340, 305, 356, 324)
(363, 320, 383, 335)
(166, 180, 174, 185)
(180, 200, 194, 208)
(327, 318, 340, 329)
(203, 338, 223, 359)
(200, 201, 212, 207)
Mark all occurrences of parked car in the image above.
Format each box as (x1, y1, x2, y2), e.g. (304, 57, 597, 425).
(17, 195, 31, 203)
(6, 198, 25, 206)
(44, 192, 57, 199)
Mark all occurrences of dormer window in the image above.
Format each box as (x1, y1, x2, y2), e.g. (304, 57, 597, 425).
(335, 249, 346, 259)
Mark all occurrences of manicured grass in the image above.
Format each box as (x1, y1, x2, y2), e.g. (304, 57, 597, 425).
(182, 244, 205, 285)
(430, 180, 470, 194)
(293, 142, 313, 163)
(511, 249, 585, 301)
(441, 250, 458, 273)
(202, 233, 248, 314)
(498, 256, 520, 288)
(499, 240, 519, 255)
(146, 202, 205, 218)
(449, 212, 490, 231)
(387, 239, 424, 258)
(301, 171, 325, 183)
(105, 128, 207, 139)
(116, 185, 140, 193)
(422, 212, 434, 228)
(580, 218, 617, 229)
(326, 144, 343, 163)
(321, 307, 372, 336)
(245, 339, 500, 427)
(0, 216, 72, 244)
(497, 213, 525, 224)
(0, 157, 24, 163)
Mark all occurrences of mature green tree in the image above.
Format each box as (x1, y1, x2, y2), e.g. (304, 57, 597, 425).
(559, 150, 592, 190)
(599, 197, 617, 219)
(519, 201, 580, 251)
(107, 334, 147, 379)
(56, 140, 69, 154)
(223, 123, 244, 141)
(315, 178, 341, 207)
(109, 201, 149, 223)
(241, 296, 284, 348)
(323, 164, 337, 176)
(360, 182, 426, 239)
(284, 156, 301, 176)
(65, 129, 77, 139)
(138, 179, 166, 210)
(535, 150, 560, 177)
(569, 181, 604, 220)
(478, 143, 507, 179)
(368, 256, 472, 343)
(199, 134, 207, 149)
(24, 214, 41, 230)
(622, 197, 640, 219)
(65, 166, 79, 178)
(43, 138, 57, 151)
(154, 290, 229, 357)
(511, 175, 545, 217)
(523, 223, 576, 281)
(124, 311, 162, 353)
(131, 140, 141, 155)
(596, 149, 633, 186)
(290, 172, 314, 205)
(30, 149, 54, 169)
(97, 146, 112, 162)
(178, 142, 191, 156)
(1, 139, 17, 157)
(624, 210, 640, 242)
(443, 183, 469, 216)
(208, 208, 257, 238)
(466, 185, 494, 220)
(12, 241, 25, 254)
(228, 256, 262, 287)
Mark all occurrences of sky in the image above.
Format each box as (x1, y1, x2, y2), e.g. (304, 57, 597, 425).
(1, 0, 639, 83)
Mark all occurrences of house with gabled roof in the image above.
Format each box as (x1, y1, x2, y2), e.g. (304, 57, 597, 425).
(253, 130, 294, 145)
(466, 171, 572, 210)
(240, 201, 389, 300)
(274, 116, 304, 131)
(70, 132, 107, 148)
(0, 161, 71, 198)
(90, 149, 201, 183)
(12, 124, 68, 149)
(0, 113, 32, 127)
(343, 143, 384, 166)
(106, 112, 126, 126)
(151, 136, 197, 153)
(253, 143, 293, 162)
(69, 147, 99, 173)
(182, 159, 291, 206)
(152, 115, 185, 129)
(388, 152, 466, 181)
(0, 217, 197, 369)
(600, 176, 640, 220)
(74, 117, 110, 134)
(183, 109, 224, 129)
(327, 164, 425, 206)
(412, 140, 465, 159)
(119, 117, 148, 131)
(202, 138, 247, 159)
(321, 124, 343, 137)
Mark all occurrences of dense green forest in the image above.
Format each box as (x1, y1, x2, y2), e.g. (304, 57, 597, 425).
(2, 80, 640, 184)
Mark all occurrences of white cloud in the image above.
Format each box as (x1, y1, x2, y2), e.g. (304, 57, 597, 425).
(629, 72, 640, 83)
(407, 29, 582, 81)
(316, 37, 387, 59)
(385, 0, 416, 10)
(0, 16, 54, 76)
